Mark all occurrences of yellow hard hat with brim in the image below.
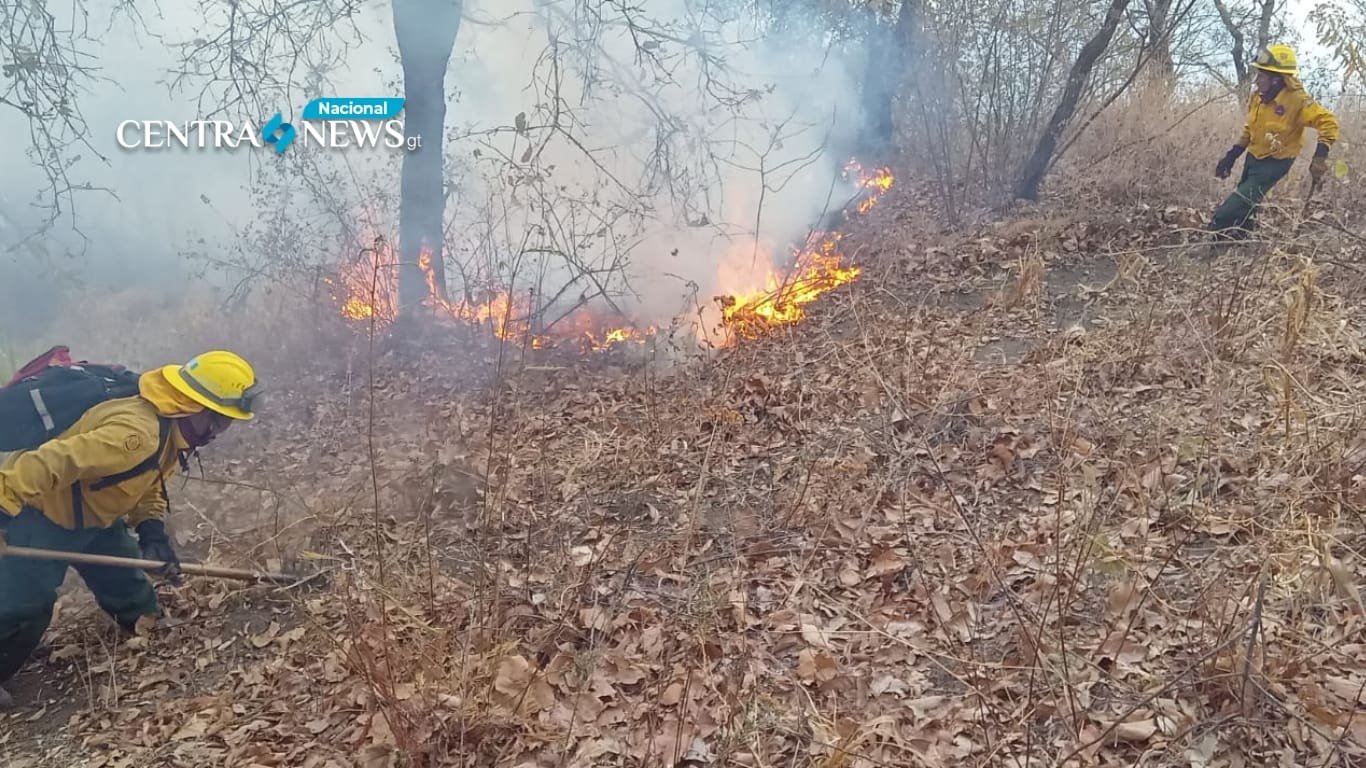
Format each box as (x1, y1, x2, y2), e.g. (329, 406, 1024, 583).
(1252, 44, 1298, 75)
(162, 350, 260, 421)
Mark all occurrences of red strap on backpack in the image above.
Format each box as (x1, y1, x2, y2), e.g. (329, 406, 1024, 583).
(5, 345, 75, 387)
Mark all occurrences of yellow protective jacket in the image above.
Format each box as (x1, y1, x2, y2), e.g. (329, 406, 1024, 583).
(1239, 76, 1340, 160)
(0, 370, 200, 531)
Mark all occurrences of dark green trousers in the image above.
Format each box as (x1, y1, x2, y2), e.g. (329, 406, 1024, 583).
(0, 508, 160, 683)
(1209, 154, 1295, 237)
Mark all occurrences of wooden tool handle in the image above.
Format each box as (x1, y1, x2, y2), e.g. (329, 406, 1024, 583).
(1, 544, 302, 584)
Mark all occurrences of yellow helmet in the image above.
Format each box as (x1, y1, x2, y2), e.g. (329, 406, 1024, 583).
(1252, 44, 1298, 76)
(161, 350, 260, 421)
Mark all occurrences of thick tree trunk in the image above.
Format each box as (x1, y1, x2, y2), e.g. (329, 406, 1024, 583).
(858, 0, 919, 162)
(1015, 0, 1131, 201)
(1255, 0, 1276, 54)
(859, 22, 895, 159)
(1213, 0, 1249, 88)
(392, 0, 463, 317)
(1144, 0, 1176, 90)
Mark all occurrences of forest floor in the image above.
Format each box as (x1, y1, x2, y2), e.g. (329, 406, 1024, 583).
(4, 180, 1366, 768)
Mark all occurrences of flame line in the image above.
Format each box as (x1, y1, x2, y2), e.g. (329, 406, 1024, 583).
(331, 159, 894, 351)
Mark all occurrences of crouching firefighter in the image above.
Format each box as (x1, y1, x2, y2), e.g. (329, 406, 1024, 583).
(1208, 44, 1340, 242)
(0, 350, 259, 708)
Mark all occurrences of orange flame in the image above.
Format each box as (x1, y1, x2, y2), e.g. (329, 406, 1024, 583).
(329, 159, 894, 350)
(844, 160, 895, 214)
(714, 233, 862, 344)
(711, 161, 893, 344)
(327, 235, 399, 324)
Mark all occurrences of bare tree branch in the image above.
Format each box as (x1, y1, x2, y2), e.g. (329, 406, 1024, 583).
(0, 0, 147, 240)
(165, 0, 369, 121)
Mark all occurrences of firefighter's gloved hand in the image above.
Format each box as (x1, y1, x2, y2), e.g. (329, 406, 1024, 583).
(1215, 145, 1245, 179)
(0, 512, 10, 553)
(1310, 155, 1328, 181)
(135, 520, 182, 584)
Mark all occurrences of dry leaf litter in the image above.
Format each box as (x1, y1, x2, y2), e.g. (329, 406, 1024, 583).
(3, 183, 1366, 768)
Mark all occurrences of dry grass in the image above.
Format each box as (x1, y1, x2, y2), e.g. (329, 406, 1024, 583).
(1063, 85, 1366, 218)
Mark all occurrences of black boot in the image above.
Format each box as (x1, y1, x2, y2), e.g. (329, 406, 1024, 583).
(0, 618, 51, 687)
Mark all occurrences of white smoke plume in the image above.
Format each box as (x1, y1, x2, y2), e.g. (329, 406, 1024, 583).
(436, 0, 868, 337)
(0, 0, 871, 347)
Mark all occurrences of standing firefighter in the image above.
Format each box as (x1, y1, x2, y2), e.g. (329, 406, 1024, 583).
(1210, 44, 1340, 240)
(0, 350, 259, 708)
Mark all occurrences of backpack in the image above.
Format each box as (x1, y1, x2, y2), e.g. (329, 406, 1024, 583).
(0, 346, 147, 452)
(0, 347, 174, 528)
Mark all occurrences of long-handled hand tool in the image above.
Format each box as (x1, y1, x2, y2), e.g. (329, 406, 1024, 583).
(1288, 173, 1325, 245)
(1303, 174, 1323, 216)
(0, 545, 320, 586)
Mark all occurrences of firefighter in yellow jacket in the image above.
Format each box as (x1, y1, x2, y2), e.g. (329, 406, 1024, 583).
(0, 351, 258, 708)
(1210, 44, 1340, 239)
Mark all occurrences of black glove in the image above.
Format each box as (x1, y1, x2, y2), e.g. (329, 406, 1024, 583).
(135, 519, 182, 583)
(1215, 145, 1245, 179)
(1310, 142, 1331, 182)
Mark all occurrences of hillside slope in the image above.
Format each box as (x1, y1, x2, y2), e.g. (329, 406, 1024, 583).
(5, 189, 1366, 768)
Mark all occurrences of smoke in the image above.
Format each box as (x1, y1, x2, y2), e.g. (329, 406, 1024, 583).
(0, 2, 261, 339)
(0, 0, 870, 347)
(440, 0, 868, 334)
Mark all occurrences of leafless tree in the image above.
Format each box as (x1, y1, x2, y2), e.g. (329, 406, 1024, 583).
(859, 0, 919, 162)
(172, 0, 849, 339)
(446, 0, 845, 333)
(1213, 0, 1250, 87)
(0, 0, 147, 244)
(1016, 0, 1133, 201)
(168, 1, 367, 120)
(1143, 0, 1178, 88)
(392, 0, 462, 311)
(168, 0, 460, 319)
(1212, 0, 1281, 89)
(1254, 0, 1277, 53)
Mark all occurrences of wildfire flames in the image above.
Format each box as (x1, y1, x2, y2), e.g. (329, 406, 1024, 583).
(715, 232, 861, 342)
(849, 162, 895, 213)
(329, 250, 653, 351)
(714, 160, 892, 343)
(328, 159, 893, 350)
